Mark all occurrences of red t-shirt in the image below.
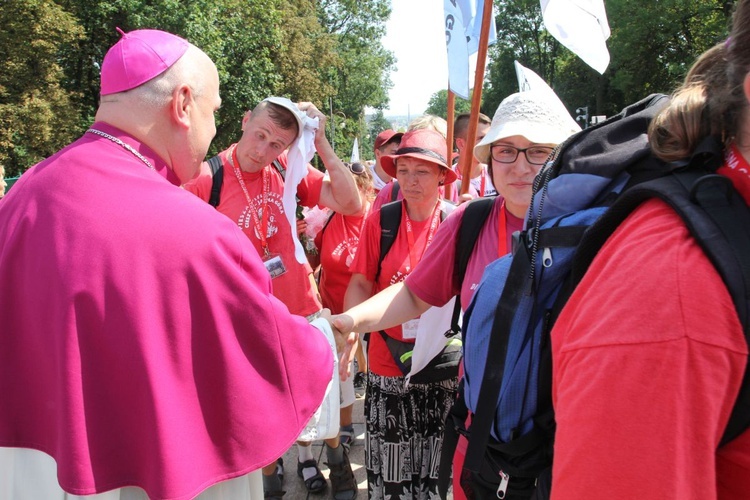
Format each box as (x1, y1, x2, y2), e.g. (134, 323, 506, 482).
(351, 201, 448, 376)
(550, 151, 750, 498)
(315, 208, 369, 314)
(184, 147, 325, 316)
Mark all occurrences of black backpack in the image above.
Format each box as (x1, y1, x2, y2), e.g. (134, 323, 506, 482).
(374, 198, 493, 384)
(440, 94, 750, 499)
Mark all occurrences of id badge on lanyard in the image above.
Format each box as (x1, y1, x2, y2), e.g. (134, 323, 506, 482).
(263, 252, 287, 279)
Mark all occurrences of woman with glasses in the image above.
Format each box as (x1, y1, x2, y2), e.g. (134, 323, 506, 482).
(332, 91, 579, 499)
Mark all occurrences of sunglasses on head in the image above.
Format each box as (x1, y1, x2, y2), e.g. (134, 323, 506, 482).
(348, 162, 366, 175)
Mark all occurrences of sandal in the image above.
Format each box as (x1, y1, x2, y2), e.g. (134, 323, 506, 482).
(327, 448, 357, 500)
(339, 425, 355, 452)
(263, 490, 285, 500)
(297, 459, 327, 493)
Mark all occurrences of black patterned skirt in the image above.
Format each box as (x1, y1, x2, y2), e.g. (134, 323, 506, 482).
(364, 372, 459, 499)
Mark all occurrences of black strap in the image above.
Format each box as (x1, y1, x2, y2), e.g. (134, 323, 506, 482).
(439, 379, 469, 499)
(271, 158, 285, 179)
(390, 181, 401, 202)
(448, 197, 496, 334)
(377, 200, 403, 281)
(207, 154, 224, 208)
(464, 243, 532, 473)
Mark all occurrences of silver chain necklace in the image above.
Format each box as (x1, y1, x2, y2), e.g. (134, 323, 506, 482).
(85, 128, 155, 170)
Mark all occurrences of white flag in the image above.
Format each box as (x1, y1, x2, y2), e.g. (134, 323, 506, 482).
(350, 138, 360, 163)
(540, 0, 610, 74)
(444, 0, 497, 100)
(514, 61, 581, 133)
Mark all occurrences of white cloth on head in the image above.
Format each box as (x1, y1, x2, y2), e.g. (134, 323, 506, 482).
(282, 114, 319, 264)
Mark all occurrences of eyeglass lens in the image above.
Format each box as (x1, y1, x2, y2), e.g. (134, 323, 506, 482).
(491, 145, 553, 165)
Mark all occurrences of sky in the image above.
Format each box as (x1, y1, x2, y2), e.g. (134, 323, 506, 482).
(379, 0, 481, 118)
(380, 0, 450, 118)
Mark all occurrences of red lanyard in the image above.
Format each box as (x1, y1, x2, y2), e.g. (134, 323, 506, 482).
(497, 200, 508, 257)
(229, 145, 271, 256)
(720, 144, 750, 197)
(479, 167, 487, 197)
(403, 201, 442, 272)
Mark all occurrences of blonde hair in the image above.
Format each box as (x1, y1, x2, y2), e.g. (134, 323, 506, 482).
(408, 115, 448, 138)
(649, 0, 750, 161)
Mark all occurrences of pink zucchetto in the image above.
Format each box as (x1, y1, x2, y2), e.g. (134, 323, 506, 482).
(100, 28, 189, 95)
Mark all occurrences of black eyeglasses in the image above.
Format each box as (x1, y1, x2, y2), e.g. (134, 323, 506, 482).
(490, 145, 554, 165)
(348, 162, 366, 176)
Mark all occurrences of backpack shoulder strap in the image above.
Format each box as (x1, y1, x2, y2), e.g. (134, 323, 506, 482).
(456, 197, 496, 284)
(447, 197, 495, 334)
(570, 161, 750, 446)
(377, 200, 403, 281)
(272, 158, 286, 180)
(390, 181, 401, 202)
(207, 154, 224, 208)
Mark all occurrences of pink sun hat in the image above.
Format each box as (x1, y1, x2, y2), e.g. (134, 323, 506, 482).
(100, 28, 189, 95)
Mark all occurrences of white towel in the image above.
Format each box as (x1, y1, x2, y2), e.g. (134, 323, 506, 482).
(282, 115, 320, 265)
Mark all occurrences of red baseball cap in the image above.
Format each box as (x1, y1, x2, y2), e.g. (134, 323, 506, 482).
(374, 130, 403, 150)
(100, 28, 189, 96)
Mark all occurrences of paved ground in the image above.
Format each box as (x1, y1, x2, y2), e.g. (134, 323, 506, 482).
(279, 394, 368, 499)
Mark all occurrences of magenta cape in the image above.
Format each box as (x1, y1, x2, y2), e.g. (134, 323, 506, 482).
(0, 123, 333, 499)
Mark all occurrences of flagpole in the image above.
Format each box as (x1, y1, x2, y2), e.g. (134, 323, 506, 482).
(445, 89, 456, 201)
(459, 0, 494, 196)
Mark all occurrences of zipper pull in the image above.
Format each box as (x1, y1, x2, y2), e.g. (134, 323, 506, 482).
(497, 470, 510, 499)
(542, 247, 553, 268)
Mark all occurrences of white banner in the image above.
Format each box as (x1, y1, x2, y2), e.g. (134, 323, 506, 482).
(444, 0, 497, 99)
(350, 138, 360, 163)
(540, 0, 611, 74)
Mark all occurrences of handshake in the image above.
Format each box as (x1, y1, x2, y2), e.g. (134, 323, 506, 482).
(319, 309, 358, 381)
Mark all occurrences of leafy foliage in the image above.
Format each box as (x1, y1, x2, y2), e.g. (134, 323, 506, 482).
(1, 0, 395, 175)
(424, 90, 473, 118)
(483, 0, 734, 120)
(0, 0, 84, 177)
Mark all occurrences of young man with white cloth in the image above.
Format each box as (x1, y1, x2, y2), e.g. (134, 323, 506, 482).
(0, 29, 343, 500)
(183, 97, 360, 500)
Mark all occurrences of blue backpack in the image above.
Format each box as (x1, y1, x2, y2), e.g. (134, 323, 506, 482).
(441, 94, 750, 500)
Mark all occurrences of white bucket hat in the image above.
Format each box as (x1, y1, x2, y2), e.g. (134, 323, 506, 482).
(474, 91, 581, 163)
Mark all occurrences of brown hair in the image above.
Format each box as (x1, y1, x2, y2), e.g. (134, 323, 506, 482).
(252, 101, 299, 137)
(649, 0, 750, 161)
(454, 112, 491, 139)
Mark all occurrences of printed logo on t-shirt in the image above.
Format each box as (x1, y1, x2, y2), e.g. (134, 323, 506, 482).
(389, 270, 407, 286)
(237, 192, 286, 240)
(333, 236, 360, 268)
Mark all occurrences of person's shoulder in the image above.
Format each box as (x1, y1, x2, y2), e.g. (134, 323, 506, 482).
(559, 197, 744, 352)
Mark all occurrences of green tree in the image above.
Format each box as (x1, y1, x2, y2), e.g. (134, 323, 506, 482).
(483, 0, 735, 120)
(318, 0, 395, 159)
(0, 0, 84, 177)
(57, 0, 283, 155)
(425, 89, 473, 119)
(362, 109, 392, 159)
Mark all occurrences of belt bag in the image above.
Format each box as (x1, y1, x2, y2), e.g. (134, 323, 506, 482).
(379, 330, 461, 384)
